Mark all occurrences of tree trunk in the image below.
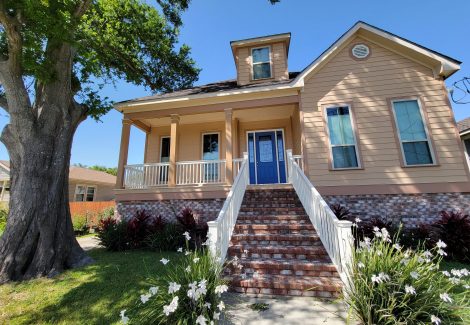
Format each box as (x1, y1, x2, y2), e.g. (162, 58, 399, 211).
(0, 111, 93, 283)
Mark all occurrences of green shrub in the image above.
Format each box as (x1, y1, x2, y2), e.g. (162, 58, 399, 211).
(0, 206, 7, 236)
(145, 222, 185, 252)
(122, 239, 227, 325)
(72, 215, 88, 235)
(97, 217, 129, 251)
(99, 206, 115, 220)
(345, 228, 470, 324)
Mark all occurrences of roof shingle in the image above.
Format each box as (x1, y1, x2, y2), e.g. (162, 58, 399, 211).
(457, 117, 470, 134)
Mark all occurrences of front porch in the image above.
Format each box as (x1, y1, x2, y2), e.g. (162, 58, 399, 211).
(115, 99, 304, 197)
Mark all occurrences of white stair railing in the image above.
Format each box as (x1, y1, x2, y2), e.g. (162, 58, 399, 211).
(207, 153, 249, 263)
(286, 150, 353, 280)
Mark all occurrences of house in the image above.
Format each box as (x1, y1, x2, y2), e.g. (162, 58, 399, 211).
(0, 161, 116, 202)
(458, 117, 470, 167)
(113, 22, 470, 296)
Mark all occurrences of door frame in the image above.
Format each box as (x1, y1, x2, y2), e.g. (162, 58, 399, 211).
(246, 128, 287, 184)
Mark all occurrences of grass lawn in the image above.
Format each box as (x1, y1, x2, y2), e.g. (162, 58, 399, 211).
(0, 249, 183, 325)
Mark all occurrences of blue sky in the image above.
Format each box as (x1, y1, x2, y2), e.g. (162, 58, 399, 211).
(0, 0, 469, 166)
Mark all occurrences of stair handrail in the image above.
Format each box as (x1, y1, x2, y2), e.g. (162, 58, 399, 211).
(207, 152, 249, 264)
(286, 150, 353, 279)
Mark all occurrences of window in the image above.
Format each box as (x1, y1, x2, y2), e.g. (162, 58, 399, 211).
(74, 185, 86, 202)
(391, 99, 434, 166)
(85, 186, 96, 201)
(160, 136, 170, 163)
(74, 185, 96, 202)
(202, 133, 220, 181)
(252, 47, 271, 80)
(326, 106, 360, 169)
(464, 138, 470, 157)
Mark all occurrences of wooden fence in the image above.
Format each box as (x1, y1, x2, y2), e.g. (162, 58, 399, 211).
(70, 201, 115, 227)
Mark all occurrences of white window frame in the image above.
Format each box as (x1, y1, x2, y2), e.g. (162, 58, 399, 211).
(74, 184, 97, 202)
(251, 46, 272, 81)
(462, 135, 470, 171)
(201, 132, 221, 160)
(324, 104, 361, 170)
(159, 136, 171, 163)
(390, 98, 436, 167)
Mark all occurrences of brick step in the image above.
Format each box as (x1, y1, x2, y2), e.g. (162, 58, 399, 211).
(233, 223, 315, 235)
(227, 257, 337, 273)
(237, 214, 309, 222)
(241, 203, 303, 209)
(236, 219, 310, 225)
(228, 244, 328, 260)
(239, 207, 306, 214)
(227, 274, 342, 298)
(241, 197, 300, 203)
(231, 233, 322, 246)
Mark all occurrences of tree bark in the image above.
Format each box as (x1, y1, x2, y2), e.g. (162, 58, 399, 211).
(0, 106, 93, 283)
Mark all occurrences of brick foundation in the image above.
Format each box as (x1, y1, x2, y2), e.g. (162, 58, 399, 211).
(324, 192, 470, 226)
(116, 199, 225, 223)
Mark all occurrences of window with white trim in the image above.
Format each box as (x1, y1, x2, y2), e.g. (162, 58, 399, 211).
(85, 186, 96, 201)
(74, 185, 96, 202)
(326, 106, 360, 169)
(391, 99, 434, 166)
(252, 47, 271, 80)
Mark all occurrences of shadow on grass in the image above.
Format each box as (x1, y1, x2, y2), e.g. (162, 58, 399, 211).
(12, 248, 181, 325)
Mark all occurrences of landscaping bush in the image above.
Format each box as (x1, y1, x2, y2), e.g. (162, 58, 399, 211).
(176, 208, 208, 248)
(122, 236, 227, 325)
(127, 210, 165, 249)
(145, 222, 185, 252)
(0, 205, 7, 236)
(97, 217, 129, 251)
(330, 203, 353, 220)
(72, 214, 89, 235)
(345, 229, 470, 324)
(431, 211, 470, 263)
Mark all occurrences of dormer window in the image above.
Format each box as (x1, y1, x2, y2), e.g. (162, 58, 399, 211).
(252, 47, 272, 80)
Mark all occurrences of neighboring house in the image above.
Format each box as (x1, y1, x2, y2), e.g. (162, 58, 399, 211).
(0, 161, 10, 202)
(114, 21, 469, 224)
(113, 21, 470, 297)
(0, 162, 116, 202)
(458, 117, 470, 167)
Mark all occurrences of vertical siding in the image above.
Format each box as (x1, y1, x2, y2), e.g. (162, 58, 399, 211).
(236, 42, 288, 85)
(300, 36, 468, 187)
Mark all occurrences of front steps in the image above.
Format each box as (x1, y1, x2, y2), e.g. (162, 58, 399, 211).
(224, 185, 343, 298)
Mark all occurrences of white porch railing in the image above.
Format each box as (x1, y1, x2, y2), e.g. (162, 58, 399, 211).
(232, 158, 244, 179)
(286, 149, 353, 279)
(207, 153, 249, 263)
(124, 163, 170, 188)
(292, 155, 303, 171)
(176, 160, 226, 185)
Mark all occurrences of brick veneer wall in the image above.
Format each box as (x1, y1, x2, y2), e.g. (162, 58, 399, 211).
(324, 192, 470, 227)
(116, 199, 225, 223)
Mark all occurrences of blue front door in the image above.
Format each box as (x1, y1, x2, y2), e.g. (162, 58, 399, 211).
(255, 132, 278, 184)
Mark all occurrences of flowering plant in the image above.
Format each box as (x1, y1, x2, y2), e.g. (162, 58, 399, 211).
(345, 228, 470, 324)
(121, 234, 227, 324)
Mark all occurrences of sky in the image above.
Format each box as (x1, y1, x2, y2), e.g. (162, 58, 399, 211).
(0, 0, 469, 167)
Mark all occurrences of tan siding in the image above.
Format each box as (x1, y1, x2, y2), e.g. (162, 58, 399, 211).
(236, 42, 288, 86)
(69, 181, 115, 202)
(300, 36, 469, 187)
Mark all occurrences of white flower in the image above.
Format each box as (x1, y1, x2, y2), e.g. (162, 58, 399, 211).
(359, 237, 372, 250)
(371, 274, 383, 284)
(187, 280, 208, 301)
(449, 277, 460, 284)
(436, 240, 447, 248)
(196, 315, 207, 325)
(218, 300, 225, 310)
(140, 293, 151, 304)
(400, 258, 410, 265)
(355, 217, 362, 223)
(149, 286, 158, 296)
(215, 284, 229, 295)
(451, 269, 463, 278)
(163, 296, 179, 316)
(393, 243, 402, 250)
(409, 271, 419, 279)
(193, 257, 200, 263)
(204, 302, 211, 309)
(213, 312, 220, 320)
(417, 257, 425, 263)
(168, 282, 181, 294)
(183, 231, 191, 241)
(381, 228, 391, 242)
(177, 247, 183, 253)
(464, 284, 470, 289)
(241, 273, 247, 279)
(185, 266, 191, 272)
(380, 272, 390, 282)
(442, 270, 451, 277)
(431, 315, 441, 325)
(185, 250, 190, 256)
(120, 310, 129, 324)
(357, 262, 365, 269)
(376, 251, 382, 256)
(460, 268, 469, 276)
(437, 249, 447, 256)
(373, 226, 380, 232)
(405, 285, 416, 295)
(423, 250, 433, 258)
(160, 258, 169, 265)
(439, 293, 453, 303)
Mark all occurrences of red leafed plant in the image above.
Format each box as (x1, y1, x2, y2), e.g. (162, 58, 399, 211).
(330, 204, 353, 220)
(432, 210, 470, 262)
(127, 210, 166, 249)
(98, 216, 117, 232)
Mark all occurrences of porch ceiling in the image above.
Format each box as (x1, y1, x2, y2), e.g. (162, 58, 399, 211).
(144, 104, 296, 127)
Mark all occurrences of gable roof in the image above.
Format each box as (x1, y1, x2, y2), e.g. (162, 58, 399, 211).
(458, 117, 470, 135)
(0, 160, 10, 172)
(69, 167, 116, 185)
(115, 21, 461, 110)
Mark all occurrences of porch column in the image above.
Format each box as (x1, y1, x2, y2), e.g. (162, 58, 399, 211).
(225, 108, 233, 185)
(116, 118, 132, 189)
(168, 114, 180, 187)
(0, 180, 6, 201)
